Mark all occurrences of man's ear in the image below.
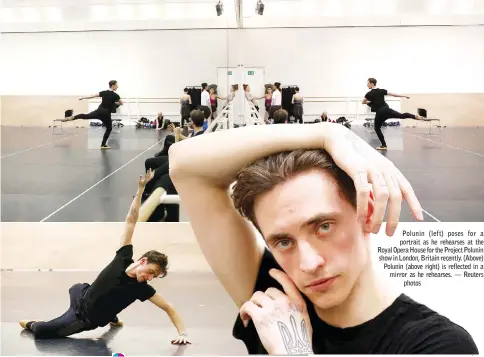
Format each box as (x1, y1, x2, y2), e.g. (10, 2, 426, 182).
(363, 190, 375, 234)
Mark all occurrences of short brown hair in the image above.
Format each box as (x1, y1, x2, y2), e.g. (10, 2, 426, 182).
(232, 149, 357, 232)
(190, 109, 205, 127)
(368, 78, 377, 85)
(139, 250, 168, 277)
(273, 109, 288, 124)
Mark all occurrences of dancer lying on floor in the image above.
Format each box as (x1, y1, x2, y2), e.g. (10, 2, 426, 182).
(20, 171, 191, 345)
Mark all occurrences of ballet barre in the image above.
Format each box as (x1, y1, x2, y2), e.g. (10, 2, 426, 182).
(139, 185, 236, 222)
(138, 188, 188, 222)
(161, 194, 181, 204)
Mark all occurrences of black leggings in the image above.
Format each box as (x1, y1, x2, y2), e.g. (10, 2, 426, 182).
(374, 106, 416, 147)
(145, 155, 168, 172)
(150, 172, 179, 222)
(29, 283, 94, 339)
(152, 135, 175, 158)
(181, 115, 190, 127)
(143, 157, 179, 222)
(74, 108, 112, 146)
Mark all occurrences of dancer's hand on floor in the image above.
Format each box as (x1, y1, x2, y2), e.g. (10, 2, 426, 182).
(171, 334, 191, 345)
(322, 124, 424, 236)
(139, 168, 154, 188)
(239, 269, 313, 355)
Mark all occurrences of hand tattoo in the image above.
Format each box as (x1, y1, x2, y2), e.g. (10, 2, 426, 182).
(277, 315, 312, 355)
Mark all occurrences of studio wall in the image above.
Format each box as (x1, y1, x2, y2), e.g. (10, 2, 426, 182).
(1, 25, 483, 126)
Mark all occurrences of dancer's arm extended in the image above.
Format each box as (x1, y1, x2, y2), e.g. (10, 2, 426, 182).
(169, 124, 423, 308)
(387, 92, 410, 99)
(120, 170, 154, 247)
(79, 94, 100, 100)
(149, 293, 189, 340)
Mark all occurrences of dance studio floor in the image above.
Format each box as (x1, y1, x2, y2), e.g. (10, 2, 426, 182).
(1, 271, 248, 356)
(1, 123, 484, 222)
(1, 125, 169, 222)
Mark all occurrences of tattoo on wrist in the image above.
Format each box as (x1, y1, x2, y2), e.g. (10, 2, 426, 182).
(277, 314, 312, 355)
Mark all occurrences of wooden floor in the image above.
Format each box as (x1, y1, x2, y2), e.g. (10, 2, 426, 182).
(1, 271, 247, 356)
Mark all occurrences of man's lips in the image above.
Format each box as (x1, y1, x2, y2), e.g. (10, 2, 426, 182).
(306, 276, 337, 291)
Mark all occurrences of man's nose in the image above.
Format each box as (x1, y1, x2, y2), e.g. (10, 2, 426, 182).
(299, 241, 325, 273)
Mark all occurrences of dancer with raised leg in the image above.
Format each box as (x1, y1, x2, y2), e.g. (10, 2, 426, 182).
(363, 78, 423, 150)
(64, 80, 122, 149)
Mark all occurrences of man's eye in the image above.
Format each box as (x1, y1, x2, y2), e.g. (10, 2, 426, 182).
(317, 222, 332, 234)
(275, 239, 293, 250)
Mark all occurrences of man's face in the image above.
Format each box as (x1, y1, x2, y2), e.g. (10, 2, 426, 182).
(135, 259, 162, 282)
(253, 169, 369, 311)
(367, 81, 373, 89)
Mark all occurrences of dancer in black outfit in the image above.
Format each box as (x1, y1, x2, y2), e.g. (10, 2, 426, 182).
(363, 78, 423, 150)
(19, 173, 191, 345)
(64, 80, 122, 149)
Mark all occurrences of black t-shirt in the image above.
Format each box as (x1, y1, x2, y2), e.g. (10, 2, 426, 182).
(99, 90, 121, 112)
(81, 245, 156, 327)
(188, 129, 205, 138)
(233, 249, 478, 354)
(365, 88, 388, 112)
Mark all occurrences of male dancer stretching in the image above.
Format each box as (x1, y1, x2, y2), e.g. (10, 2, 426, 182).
(64, 80, 122, 149)
(363, 78, 423, 150)
(19, 170, 191, 345)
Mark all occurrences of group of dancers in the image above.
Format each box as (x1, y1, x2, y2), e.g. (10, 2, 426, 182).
(62, 77, 425, 150)
(22, 80, 477, 356)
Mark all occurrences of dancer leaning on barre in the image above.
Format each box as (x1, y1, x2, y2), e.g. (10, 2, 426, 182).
(363, 78, 423, 150)
(19, 172, 191, 344)
(139, 110, 206, 222)
(291, 86, 304, 124)
(244, 84, 264, 113)
(180, 88, 192, 128)
(209, 87, 227, 121)
(264, 87, 273, 124)
(63, 80, 122, 149)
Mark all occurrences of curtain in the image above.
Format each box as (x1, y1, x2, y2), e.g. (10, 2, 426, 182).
(282, 87, 297, 116)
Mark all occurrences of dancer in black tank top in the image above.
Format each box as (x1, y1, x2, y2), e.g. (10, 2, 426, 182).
(363, 78, 423, 150)
(63, 80, 122, 149)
